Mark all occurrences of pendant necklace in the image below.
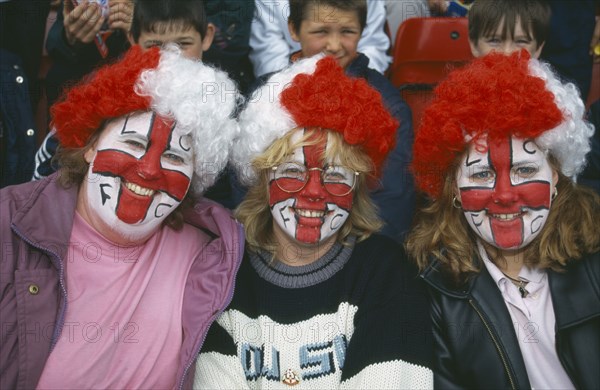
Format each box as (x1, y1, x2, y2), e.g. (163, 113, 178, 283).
(501, 272, 529, 298)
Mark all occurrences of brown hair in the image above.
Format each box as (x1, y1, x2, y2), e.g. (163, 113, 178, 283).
(235, 129, 381, 256)
(406, 154, 600, 285)
(288, 0, 367, 34)
(468, 0, 551, 47)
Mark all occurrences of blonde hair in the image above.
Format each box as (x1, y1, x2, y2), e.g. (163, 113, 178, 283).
(236, 129, 382, 256)
(406, 154, 600, 285)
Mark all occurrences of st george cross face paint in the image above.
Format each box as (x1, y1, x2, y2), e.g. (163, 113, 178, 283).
(456, 136, 556, 250)
(82, 111, 194, 242)
(269, 130, 353, 245)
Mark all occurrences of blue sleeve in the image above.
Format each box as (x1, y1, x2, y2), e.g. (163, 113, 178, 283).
(0, 50, 37, 187)
(368, 73, 416, 243)
(32, 131, 59, 180)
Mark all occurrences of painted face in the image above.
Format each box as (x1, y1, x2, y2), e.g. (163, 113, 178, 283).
(82, 111, 194, 242)
(269, 130, 354, 245)
(288, 3, 361, 69)
(456, 136, 555, 250)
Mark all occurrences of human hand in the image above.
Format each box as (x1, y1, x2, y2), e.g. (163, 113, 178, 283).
(63, 0, 105, 46)
(108, 0, 134, 34)
(590, 16, 600, 63)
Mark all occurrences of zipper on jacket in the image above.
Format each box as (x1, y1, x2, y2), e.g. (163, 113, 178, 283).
(468, 299, 517, 390)
(176, 222, 245, 390)
(11, 224, 68, 351)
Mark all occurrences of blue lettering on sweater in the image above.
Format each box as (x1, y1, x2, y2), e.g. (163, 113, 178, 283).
(241, 344, 280, 380)
(241, 334, 347, 381)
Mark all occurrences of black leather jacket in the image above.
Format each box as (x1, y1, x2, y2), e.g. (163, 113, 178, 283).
(421, 251, 600, 389)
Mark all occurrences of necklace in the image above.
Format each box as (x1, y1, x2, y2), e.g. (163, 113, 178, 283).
(501, 272, 529, 298)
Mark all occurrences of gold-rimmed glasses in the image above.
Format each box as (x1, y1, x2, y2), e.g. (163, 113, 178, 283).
(271, 162, 359, 197)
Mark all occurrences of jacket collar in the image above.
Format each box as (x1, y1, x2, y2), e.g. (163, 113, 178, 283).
(183, 196, 243, 262)
(345, 52, 369, 78)
(549, 252, 600, 330)
(11, 175, 78, 264)
(420, 258, 471, 298)
(422, 258, 531, 363)
(11, 175, 243, 267)
(422, 252, 600, 386)
(422, 258, 532, 389)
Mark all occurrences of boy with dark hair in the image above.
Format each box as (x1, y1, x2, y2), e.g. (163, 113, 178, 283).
(128, 0, 214, 60)
(284, 0, 416, 243)
(35, 0, 252, 208)
(34, 0, 239, 180)
(468, 0, 551, 58)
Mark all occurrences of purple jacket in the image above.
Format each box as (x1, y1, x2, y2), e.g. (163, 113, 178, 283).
(0, 174, 244, 389)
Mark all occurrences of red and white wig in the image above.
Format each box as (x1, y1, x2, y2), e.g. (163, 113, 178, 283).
(233, 55, 398, 185)
(51, 45, 239, 195)
(413, 50, 594, 199)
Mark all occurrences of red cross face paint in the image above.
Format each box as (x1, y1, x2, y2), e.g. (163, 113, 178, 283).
(456, 136, 555, 250)
(82, 111, 193, 242)
(269, 130, 354, 245)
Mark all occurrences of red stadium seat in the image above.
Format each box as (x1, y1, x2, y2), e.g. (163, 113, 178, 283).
(389, 17, 474, 128)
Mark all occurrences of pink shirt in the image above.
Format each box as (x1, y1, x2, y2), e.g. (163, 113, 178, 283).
(37, 213, 203, 389)
(479, 243, 575, 390)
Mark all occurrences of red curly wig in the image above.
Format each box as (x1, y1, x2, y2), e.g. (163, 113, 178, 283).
(280, 57, 398, 175)
(413, 50, 564, 198)
(51, 45, 161, 148)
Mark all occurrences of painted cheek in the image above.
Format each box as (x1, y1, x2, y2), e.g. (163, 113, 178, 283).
(268, 179, 295, 207)
(92, 115, 191, 224)
(460, 138, 551, 249)
(459, 188, 492, 212)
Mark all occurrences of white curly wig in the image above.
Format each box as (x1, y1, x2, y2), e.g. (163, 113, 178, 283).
(53, 45, 239, 196)
(528, 58, 595, 179)
(232, 55, 322, 186)
(137, 47, 239, 194)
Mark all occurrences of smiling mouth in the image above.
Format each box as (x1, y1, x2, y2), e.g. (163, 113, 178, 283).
(295, 208, 326, 218)
(124, 182, 155, 197)
(490, 212, 524, 221)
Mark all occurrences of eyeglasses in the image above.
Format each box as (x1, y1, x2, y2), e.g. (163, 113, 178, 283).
(271, 162, 360, 197)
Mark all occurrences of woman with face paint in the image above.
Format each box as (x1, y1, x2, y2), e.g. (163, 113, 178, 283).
(194, 56, 434, 388)
(0, 46, 243, 389)
(408, 51, 600, 389)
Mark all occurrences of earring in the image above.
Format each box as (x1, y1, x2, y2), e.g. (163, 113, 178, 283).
(452, 196, 462, 209)
(552, 187, 558, 201)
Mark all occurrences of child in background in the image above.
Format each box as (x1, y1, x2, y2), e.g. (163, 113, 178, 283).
(468, 0, 551, 58)
(33, 0, 214, 180)
(283, 0, 416, 243)
(127, 0, 214, 60)
(250, 0, 390, 77)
